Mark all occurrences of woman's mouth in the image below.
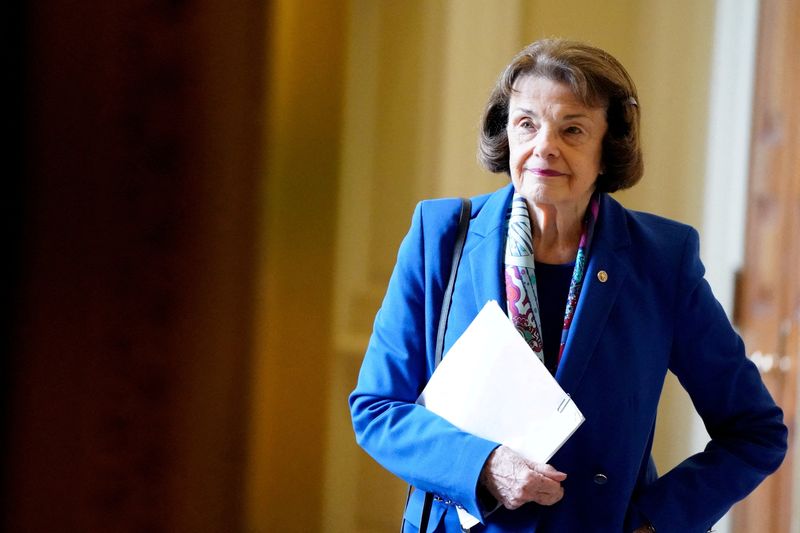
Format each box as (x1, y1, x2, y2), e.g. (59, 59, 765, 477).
(527, 168, 565, 177)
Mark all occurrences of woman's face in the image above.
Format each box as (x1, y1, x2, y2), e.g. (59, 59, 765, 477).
(506, 75, 607, 210)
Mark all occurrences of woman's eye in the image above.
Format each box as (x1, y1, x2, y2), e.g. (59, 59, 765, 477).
(516, 119, 539, 133)
(565, 126, 583, 135)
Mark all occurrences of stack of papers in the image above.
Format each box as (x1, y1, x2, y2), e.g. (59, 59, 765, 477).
(417, 300, 584, 527)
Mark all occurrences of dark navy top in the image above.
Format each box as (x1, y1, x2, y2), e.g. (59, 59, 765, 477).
(534, 261, 574, 375)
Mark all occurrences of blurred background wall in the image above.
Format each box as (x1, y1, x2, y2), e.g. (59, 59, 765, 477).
(5, 1, 796, 532)
(6, 1, 266, 531)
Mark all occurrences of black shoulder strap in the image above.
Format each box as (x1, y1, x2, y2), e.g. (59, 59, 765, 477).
(413, 197, 472, 533)
(434, 197, 472, 368)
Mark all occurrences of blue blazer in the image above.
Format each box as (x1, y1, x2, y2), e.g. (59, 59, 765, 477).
(349, 184, 786, 532)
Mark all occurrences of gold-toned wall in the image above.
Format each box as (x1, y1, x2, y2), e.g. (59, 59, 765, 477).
(250, 0, 717, 531)
(245, 1, 346, 532)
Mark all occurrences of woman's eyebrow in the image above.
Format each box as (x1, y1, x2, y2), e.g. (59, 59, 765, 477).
(510, 107, 591, 120)
(509, 107, 536, 116)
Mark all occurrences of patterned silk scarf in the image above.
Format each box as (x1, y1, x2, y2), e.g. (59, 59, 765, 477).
(504, 192, 600, 366)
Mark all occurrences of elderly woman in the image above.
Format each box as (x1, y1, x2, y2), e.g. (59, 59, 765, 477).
(349, 39, 787, 533)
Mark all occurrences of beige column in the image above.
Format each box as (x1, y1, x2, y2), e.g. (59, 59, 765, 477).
(435, 0, 524, 198)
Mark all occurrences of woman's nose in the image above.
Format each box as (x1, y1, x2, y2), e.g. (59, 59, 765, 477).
(533, 128, 560, 159)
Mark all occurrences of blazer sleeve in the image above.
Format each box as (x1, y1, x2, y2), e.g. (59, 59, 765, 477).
(631, 227, 788, 533)
(348, 201, 499, 523)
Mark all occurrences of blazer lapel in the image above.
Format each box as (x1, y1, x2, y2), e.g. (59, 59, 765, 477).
(555, 194, 631, 394)
(467, 184, 514, 313)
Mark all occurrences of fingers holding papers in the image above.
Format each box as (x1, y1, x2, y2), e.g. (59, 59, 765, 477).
(479, 445, 567, 510)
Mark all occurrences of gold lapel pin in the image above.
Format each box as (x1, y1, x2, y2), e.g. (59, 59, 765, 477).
(597, 270, 608, 283)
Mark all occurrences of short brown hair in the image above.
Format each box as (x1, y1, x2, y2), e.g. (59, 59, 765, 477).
(478, 39, 643, 192)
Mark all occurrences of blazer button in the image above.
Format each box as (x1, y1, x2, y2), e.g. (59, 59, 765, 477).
(593, 473, 609, 485)
(597, 270, 609, 283)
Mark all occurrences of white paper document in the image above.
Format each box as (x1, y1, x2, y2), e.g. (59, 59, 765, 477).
(417, 300, 584, 528)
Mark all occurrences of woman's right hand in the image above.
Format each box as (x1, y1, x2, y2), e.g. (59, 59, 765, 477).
(479, 445, 567, 509)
